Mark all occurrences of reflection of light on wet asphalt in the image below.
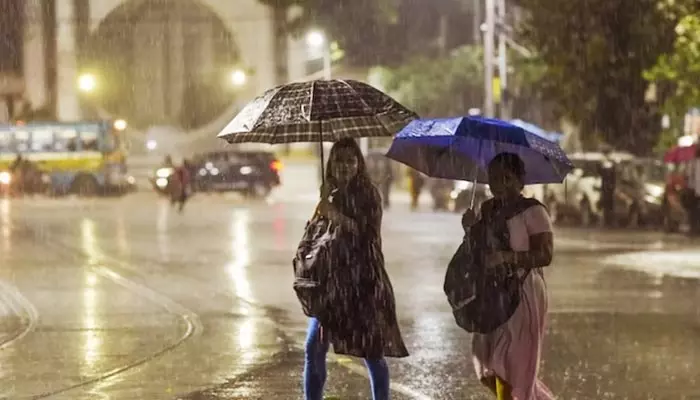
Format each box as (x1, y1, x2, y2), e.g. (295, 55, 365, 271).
(83, 283, 101, 368)
(603, 250, 700, 279)
(273, 204, 287, 249)
(0, 199, 10, 253)
(157, 202, 170, 262)
(226, 210, 258, 365)
(227, 210, 252, 305)
(81, 219, 99, 266)
(81, 219, 102, 369)
(116, 212, 130, 258)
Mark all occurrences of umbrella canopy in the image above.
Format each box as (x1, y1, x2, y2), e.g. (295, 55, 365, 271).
(664, 144, 696, 164)
(386, 116, 573, 184)
(217, 79, 418, 144)
(510, 119, 562, 143)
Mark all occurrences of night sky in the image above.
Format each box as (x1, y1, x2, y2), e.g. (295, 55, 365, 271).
(0, 0, 23, 73)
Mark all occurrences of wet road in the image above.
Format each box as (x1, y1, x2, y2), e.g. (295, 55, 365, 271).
(0, 187, 699, 399)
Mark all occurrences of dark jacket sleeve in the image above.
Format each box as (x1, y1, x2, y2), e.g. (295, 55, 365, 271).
(356, 185, 383, 239)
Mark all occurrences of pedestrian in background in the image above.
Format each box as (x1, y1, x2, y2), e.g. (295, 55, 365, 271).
(685, 145, 700, 235)
(170, 159, 191, 213)
(598, 148, 617, 228)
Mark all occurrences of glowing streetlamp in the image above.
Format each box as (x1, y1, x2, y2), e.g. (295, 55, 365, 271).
(306, 30, 326, 48)
(113, 119, 127, 131)
(306, 30, 331, 81)
(231, 69, 247, 87)
(78, 73, 97, 93)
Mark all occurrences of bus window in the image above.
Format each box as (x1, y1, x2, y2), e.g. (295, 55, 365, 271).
(13, 130, 29, 152)
(55, 129, 78, 152)
(31, 129, 54, 152)
(80, 130, 99, 151)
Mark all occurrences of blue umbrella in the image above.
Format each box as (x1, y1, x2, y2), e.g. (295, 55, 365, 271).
(385, 116, 573, 184)
(510, 119, 562, 143)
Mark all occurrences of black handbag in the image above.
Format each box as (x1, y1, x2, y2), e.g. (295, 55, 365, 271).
(444, 197, 544, 334)
(292, 217, 338, 319)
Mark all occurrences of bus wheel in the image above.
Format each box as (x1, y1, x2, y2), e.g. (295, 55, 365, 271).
(72, 175, 99, 197)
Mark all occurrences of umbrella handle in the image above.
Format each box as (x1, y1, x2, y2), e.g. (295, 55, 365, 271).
(469, 168, 478, 209)
(319, 122, 325, 189)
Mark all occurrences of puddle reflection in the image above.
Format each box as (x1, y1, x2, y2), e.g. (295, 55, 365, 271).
(116, 212, 130, 258)
(226, 210, 258, 365)
(227, 210, 252, 306)
(81, 219, 102, 371)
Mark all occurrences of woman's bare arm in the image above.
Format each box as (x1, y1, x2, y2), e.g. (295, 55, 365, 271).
(504, 232, 553, 269)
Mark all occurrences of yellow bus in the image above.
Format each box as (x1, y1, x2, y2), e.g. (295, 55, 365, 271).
(0, 120, 134, 196)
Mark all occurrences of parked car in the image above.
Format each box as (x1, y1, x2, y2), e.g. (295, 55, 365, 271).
(194, 150, 282, 197)
(451, 181, 492, 214)
(613, 158, 666, 228)
(544, 152, 635, 226)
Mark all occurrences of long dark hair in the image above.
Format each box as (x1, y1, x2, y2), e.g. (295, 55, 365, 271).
(324, 138, 372, 189)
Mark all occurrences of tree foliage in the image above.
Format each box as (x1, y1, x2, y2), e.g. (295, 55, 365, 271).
(645, 13, 700, 118)
(372, 46, 485, 118)
(258, 0, 481, 66)
(257, 0, 400, 66)
(373, 46, 555, 126)
(517, 0, 683, 154)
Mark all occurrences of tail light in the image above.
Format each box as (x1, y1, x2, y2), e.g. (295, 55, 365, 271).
(270, 160, 283, 172)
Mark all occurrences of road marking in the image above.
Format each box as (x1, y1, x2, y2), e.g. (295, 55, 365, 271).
(22, 234, 204, 399)
(0, 279, 39, 349)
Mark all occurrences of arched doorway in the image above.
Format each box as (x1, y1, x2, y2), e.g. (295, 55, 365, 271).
(84, 0, 241, 130)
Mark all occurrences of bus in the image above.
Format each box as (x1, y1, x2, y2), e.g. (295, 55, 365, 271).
(0, 120, 134, 196)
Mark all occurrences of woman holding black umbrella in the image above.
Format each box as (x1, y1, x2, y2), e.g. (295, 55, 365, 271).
(303, 138, 408, 400)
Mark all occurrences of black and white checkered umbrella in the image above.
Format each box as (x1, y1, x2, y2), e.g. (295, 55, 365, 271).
(217, 79, 418, 144)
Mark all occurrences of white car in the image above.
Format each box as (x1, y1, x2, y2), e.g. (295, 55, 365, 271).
(544, 152, 634, 226)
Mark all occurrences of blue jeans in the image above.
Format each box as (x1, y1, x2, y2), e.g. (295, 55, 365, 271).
(303, 318, 390, 400)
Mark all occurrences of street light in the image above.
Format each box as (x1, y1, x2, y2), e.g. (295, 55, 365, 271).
(78, 73, 97, 93)
(306, 30, 326, 48)
(230, 69, 247, 87)
(306, 30, 331, 81)
(113, 119, 127, 131)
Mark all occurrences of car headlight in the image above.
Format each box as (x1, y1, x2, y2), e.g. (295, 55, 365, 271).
(240, 166, 252, 175)
(156, 178, 168, 188)
(0, 172, 11, 185)
(645, 183, 664, 199)
(156, 168, 173, 178)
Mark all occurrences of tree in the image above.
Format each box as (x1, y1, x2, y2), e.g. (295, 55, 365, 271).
(517, 0, 683, 154)
(372, 46, 485, 118)
(371, 45, 555, 126)
(258, 0, 484, 68)
(257, 0, 400, 68)
(645, 14, 700, 120)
